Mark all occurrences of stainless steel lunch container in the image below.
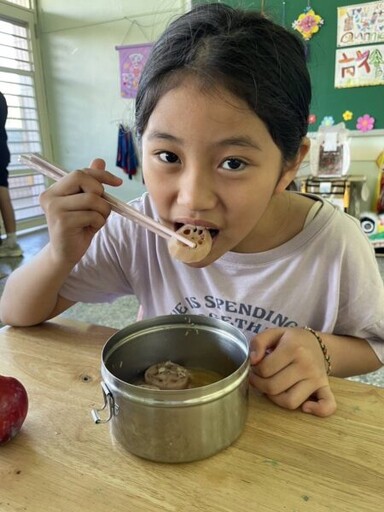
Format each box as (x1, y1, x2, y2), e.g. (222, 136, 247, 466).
(92, 315, 250, 463)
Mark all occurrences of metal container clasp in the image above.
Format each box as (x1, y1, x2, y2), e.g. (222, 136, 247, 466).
(91, 381, 116, 424)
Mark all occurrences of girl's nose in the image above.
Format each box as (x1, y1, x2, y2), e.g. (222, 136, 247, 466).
(177, 166, 217, 212)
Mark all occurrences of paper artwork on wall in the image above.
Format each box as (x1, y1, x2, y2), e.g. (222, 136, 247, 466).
(292, 6, 324, 41)
(116, 43, 153, 98)
(343, 110, 354, 121)
(356, 113, 375, 131)
(335, 44, 384, 88)
(337, 1, 384, 48)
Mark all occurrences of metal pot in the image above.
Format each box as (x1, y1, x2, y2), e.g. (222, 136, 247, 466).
(92, 315, 249, 463)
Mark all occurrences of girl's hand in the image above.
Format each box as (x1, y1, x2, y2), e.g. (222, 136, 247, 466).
(39, 158, 122, 266)
(249, 327, 337, 417)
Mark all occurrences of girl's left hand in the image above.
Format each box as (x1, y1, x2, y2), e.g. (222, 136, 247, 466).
(249, 327, 337, 417)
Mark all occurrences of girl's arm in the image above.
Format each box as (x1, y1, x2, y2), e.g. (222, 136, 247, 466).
(320, 331, 382, 377)
(0, 243, 76, 326)
(0, 160, 122, 326)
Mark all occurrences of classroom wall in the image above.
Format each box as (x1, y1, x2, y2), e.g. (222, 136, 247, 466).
(36, 0, 190, 201)
(37, 0, 383, 207)
(194, 0, 384, 210)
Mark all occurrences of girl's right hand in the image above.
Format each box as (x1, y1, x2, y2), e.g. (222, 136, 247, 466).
(40, 158, 123, 266)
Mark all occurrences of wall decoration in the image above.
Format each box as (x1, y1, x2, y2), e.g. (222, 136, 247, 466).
(343, 110, 354, 121)
(320, 116, 335, 127)
(335, 44, 384, 88)
(292, 4, 324, 41)
(116, 43, 153, 98)
(356, 113, 375, 131)
(337, 1, 384, 48)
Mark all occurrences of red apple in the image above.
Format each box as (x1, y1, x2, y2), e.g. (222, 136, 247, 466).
(0, 375, 29, 445)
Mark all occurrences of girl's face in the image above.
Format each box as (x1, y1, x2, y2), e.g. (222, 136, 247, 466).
(142, 79, 303, 267)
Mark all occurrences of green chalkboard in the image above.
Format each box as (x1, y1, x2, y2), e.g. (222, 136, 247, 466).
(192, 1, 384, 131)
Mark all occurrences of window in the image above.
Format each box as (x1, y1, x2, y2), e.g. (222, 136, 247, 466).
(2, 0, 32, 10)
(0, 1, 50, 232)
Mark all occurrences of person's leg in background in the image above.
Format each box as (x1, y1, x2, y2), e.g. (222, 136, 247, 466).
(0, 169, 23, 257)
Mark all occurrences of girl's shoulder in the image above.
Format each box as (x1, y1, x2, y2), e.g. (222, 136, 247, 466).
(298, 194, 375, 263)
(128, 191, 155, 215)
(108, 192, 157, 229)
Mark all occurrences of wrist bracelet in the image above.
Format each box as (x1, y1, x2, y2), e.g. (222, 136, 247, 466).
(303, 326, 332, 375)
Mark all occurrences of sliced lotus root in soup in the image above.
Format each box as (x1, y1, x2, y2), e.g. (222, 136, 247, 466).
(144, 360, 191, 390)
(168, 224, 212, 263)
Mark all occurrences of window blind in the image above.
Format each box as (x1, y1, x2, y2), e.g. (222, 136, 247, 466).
(1, 1, 32, 10)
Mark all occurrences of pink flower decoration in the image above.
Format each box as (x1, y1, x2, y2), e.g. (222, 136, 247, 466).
(356, 114, 375, 132)
(308, 114, 317, 124)
(302, 17, 316, 32)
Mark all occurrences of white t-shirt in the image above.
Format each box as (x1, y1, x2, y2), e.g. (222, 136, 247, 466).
(60, 192, 384, 363)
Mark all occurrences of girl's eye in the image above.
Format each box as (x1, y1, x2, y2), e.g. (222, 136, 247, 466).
(158, 151, 180, 164)
(221, 158, 246, 171)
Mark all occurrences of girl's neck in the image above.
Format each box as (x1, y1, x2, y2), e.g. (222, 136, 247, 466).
(240, 192, 315, 253)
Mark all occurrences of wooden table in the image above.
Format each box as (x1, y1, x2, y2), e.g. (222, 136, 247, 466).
(0, 318, 383, 512)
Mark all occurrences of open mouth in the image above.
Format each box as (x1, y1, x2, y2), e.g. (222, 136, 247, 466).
(174, 223, 219, 240)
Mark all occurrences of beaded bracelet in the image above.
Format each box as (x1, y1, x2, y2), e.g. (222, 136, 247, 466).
(303, 326, 332, 375)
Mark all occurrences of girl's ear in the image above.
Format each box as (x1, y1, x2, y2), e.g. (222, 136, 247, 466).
(275, 137, 311, 193)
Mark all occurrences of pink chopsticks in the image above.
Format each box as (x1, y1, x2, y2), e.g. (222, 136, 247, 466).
(19, 153, 195, 248)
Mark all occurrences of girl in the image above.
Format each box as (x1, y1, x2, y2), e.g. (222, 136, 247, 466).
(1, 3, 383, 417)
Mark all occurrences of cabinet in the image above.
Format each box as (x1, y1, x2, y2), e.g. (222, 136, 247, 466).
(299, 175, 367, 218)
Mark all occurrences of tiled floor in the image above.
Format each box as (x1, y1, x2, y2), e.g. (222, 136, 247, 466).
(1, 228, 383, 387)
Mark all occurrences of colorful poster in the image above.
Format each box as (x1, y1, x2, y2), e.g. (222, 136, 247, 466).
(116, 43, 153, 98)
(335, 44, 384, 87)
(337, 2, 384, 47)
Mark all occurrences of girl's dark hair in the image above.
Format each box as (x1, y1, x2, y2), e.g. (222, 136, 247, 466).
(135, 2, 311, 163)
